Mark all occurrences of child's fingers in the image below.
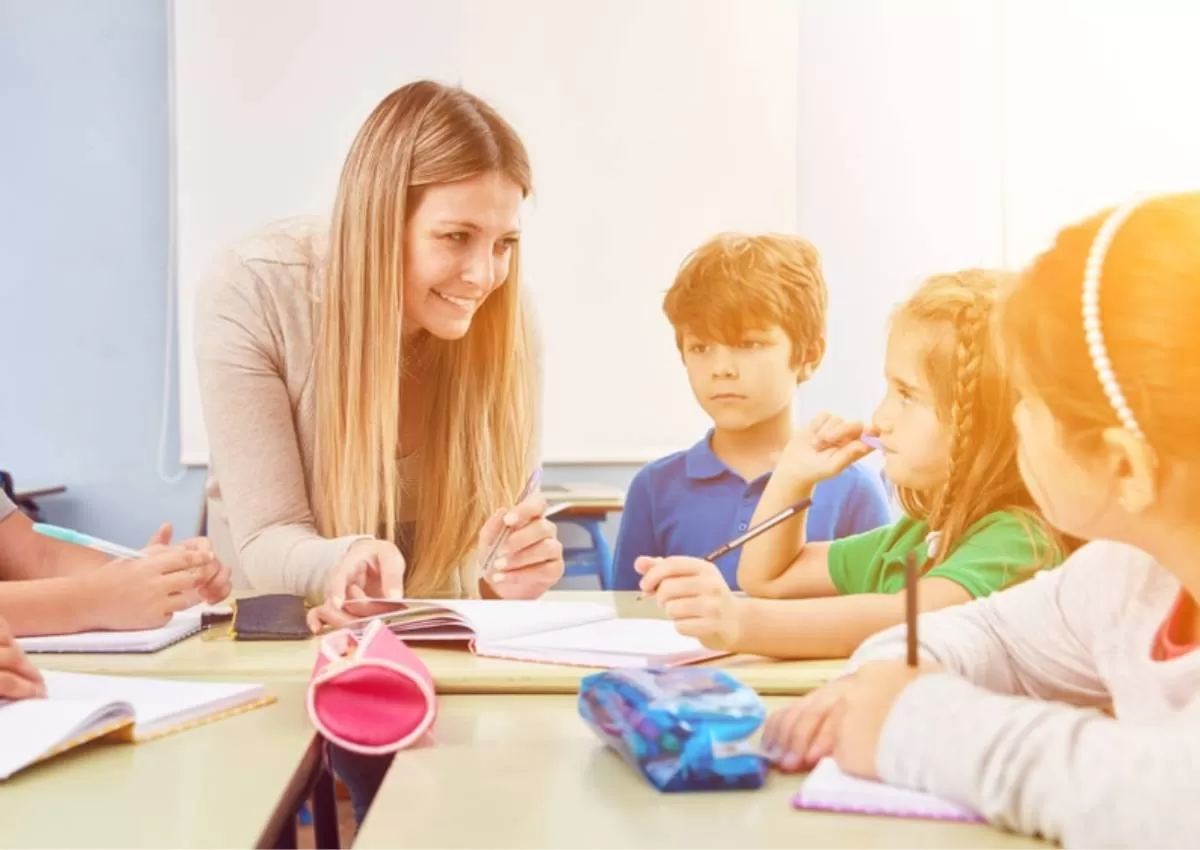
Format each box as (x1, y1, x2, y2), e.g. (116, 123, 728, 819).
(0, 644, 42, 686)
(804, 412, 834, 436)
(813, 418, 864, 450)
(660, 595, 709, 622)
(198, 563, 232, 603)
(830, 441, 875, 470)
(145, 522, 173, 548)
(633, 555, 658, 576)
(637, 557, 707, 593)
(672, 616, 716, 642)
(144, 548, 214, 576)
(764, 694, 824, 770)
(805, 701, 843, 769)
(0, 671, 46, 700)
(654, 574, 720, 606)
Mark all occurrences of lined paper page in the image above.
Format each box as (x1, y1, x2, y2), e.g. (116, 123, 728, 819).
(41, 671, 264, 737)
(0, 699, 129, 780)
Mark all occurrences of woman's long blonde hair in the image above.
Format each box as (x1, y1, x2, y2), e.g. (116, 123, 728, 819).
(313, 80, 538, 597)
(892, 270, 1060, 567)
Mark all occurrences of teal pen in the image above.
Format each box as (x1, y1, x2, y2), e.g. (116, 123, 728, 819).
(33, 523, 145, 560)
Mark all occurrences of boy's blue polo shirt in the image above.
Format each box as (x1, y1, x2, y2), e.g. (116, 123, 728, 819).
(611, 432, 894, 590)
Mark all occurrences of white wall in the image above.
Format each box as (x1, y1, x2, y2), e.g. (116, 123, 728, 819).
(175, 0, 1200, 466)
(173, 0, 799, 464)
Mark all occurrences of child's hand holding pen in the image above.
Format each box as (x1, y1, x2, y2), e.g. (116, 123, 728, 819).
(479, 471, 566, 599)
(635, 555, 745, 652)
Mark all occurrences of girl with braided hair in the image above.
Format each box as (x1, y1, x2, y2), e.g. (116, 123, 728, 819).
(635, 269, 1062, 661)
(758, 194, 1200, 848)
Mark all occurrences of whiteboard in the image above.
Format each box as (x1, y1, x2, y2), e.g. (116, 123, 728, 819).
(173, 0, 800, 464)
(174, 0, 1200, 467)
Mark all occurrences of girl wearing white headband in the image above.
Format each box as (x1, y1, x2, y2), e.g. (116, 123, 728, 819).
(762, 193, 1200, 848)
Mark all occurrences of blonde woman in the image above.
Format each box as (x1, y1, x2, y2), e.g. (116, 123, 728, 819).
(195, 79, 565, 820)
(194, 80, 564, 629)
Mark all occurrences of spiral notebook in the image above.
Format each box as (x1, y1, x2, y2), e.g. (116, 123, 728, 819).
(17, 604, 230, 654)
(0, 671, 272, 780)
(792, 758, 984, 823)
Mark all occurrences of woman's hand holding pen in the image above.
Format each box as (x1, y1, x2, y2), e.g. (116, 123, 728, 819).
(635, 556, 746, 652)
(479, 492, 564, 599)
(775, 412, 879, 487)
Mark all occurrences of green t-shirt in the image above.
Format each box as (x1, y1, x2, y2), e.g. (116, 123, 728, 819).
(826, 510, 1057, 598)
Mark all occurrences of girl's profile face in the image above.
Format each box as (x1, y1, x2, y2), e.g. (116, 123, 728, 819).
(1010, 386, 1154, 543)
(871, 322, 953, 492)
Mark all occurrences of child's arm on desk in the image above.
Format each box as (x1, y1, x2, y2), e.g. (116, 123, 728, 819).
(734, 580, 970, 659)
(638, 556, 968, 657)
(0, 548, 217, 636)
(849, 554, 1110, 703)
(0, 507, 107, 580)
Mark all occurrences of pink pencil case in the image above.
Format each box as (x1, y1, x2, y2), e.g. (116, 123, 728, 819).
(307, 619, 438, 755)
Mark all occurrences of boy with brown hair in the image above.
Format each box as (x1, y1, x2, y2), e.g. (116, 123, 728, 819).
(612, 233, 891, 589)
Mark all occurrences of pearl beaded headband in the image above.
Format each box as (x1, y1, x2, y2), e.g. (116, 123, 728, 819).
(1082, 199, 1145, 440)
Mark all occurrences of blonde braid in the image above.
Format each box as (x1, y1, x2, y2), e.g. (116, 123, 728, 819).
(927, 295, 987, 559)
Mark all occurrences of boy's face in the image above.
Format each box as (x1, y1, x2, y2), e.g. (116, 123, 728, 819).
(681, 325, 806, 432)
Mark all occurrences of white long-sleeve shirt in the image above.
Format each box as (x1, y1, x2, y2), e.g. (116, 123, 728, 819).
(850, 540, 1200, 848)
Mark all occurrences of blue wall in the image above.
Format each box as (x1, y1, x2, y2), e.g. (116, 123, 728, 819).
(0, 0, 207, 547)
(0, 0, 636, 552)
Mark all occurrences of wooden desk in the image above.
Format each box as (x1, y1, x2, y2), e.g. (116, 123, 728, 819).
(36, 592, 844, 695)
(0, 684, 320, 849)
(545, 484, 625, 520)
(355, 695, 1047, 849)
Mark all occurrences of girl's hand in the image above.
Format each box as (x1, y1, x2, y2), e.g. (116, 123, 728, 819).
(833, 661, 931, 779)
(480, 492, 564, 599)
(761, 677, 856, 772)
(774, 412, 878, 486)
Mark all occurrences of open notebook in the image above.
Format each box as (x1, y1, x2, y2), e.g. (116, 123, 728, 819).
(793, 758, 984, 823)
(341, 598, 727, 668)
(18, 604, 230, 654)
(0, 671, 272, 780)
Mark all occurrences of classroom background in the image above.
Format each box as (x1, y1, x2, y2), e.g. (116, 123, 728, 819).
(3, 0, 1199, 571)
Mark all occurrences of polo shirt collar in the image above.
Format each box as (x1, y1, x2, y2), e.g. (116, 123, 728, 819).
(684, 431, 730, 481)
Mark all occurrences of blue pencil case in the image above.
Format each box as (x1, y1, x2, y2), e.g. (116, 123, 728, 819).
(577, 667, 768, 792)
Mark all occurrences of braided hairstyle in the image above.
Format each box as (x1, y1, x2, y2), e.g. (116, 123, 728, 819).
(892, 270, 1059, 567)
